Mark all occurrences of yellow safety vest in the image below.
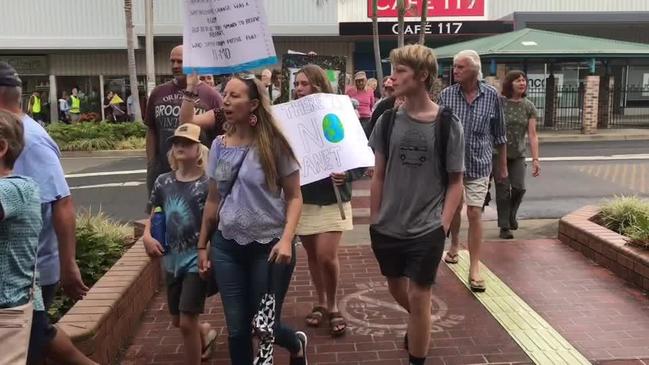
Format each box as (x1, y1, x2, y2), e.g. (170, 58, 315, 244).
(70, 95, 80, 114)
(32, 96, 41, 113)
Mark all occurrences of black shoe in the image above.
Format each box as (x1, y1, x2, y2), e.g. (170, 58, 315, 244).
(499, 228, 514, 239)
(290, 331, 308, 365)
(510, 219, 519, 231)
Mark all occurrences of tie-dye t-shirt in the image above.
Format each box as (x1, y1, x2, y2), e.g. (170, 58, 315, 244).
(148, 172, 209, 277)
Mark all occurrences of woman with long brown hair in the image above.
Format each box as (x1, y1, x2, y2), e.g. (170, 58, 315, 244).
(496, 70, 541, 239)
(181, 74, 308, 364)
(293, 64, 353, 337)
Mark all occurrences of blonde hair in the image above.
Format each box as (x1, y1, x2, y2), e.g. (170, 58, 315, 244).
(367, 78, 378, 90)
(224, 77, 297, 191)
(0, 110, 24, 169)
(454, 49, 483, 80)
(390, 44, 438, 90)
(167, 143, 209, 172)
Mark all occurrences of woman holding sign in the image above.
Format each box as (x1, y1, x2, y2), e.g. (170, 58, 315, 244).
(294, 64, 353, 337)
(182, 74, 308, 365)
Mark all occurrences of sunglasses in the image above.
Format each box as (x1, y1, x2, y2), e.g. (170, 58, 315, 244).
(237, 72, 257, 80)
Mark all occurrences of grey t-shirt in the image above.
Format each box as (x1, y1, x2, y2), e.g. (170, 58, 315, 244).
(368, 108, 465, 239)
(207, 136, 300, 245)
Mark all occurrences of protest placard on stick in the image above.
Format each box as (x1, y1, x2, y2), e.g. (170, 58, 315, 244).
(273, 93, 375, 186)
(182, 0, 277, 75)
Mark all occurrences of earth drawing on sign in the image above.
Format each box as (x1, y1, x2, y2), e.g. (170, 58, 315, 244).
(322, 113, 344, 143)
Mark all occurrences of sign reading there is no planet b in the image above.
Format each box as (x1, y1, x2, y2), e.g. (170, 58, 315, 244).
(273, 93, 375, 186)
(182, 0, 277, 75)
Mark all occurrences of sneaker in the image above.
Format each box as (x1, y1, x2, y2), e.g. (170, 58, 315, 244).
(499, 228, 514, 239)
(290, 331, 308, 365)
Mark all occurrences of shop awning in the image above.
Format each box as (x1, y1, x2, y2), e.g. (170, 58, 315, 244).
(432, 28, 649, 60)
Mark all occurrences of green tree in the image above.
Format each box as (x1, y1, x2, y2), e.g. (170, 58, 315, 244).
(124, 0, 142, 121)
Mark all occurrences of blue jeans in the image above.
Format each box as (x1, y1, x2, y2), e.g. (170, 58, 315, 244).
(211, 231, 300, 364)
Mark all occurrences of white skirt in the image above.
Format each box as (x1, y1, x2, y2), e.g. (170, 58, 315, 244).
(296, 202, 354, 236)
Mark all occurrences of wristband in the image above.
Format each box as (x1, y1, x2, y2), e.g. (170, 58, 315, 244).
(182, 96, 199, 104)
(197, 246, 207, 250)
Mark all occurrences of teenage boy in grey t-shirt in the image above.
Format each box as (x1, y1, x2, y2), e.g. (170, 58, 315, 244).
(368, 45, 465, 365)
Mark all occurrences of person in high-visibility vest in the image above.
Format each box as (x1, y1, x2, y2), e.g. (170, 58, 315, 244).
(69, 87, 81, 123)
(28, 91, 43, 124)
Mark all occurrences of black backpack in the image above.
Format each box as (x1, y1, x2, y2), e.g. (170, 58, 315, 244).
(379, 106, 454, 185)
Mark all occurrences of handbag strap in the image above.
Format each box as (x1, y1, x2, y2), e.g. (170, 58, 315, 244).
(217, 146, 250, 215)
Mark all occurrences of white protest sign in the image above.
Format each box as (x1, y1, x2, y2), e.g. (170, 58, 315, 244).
(273, 94, 375, 186)
(182, 0, 277, 75)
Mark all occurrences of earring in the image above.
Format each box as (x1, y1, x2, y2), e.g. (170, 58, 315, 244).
(249, 114, 258, 127)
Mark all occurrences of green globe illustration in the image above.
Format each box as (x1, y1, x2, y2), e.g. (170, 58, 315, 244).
(322, 113, 345, 143)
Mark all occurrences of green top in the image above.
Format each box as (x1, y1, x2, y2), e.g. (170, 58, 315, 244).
(301, 176, 352, 206)
(0, 176, 44, 311)
(502, 98, 538, 159)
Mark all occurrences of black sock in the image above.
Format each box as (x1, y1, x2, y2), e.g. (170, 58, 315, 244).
(409, 353, 426, 365)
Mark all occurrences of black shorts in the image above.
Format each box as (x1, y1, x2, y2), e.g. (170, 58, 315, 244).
(370, 226, 446, 286)
(28, 311, 58, 364)
(166, 272, 207, 315)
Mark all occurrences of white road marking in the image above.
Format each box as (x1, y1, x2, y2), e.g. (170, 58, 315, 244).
(65, 169, 146, 178)
(530, 154, 649, 162)
(70, 181, 145, 190)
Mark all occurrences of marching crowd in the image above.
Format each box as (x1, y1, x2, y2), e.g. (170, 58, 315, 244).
(0, 40, 540, 365)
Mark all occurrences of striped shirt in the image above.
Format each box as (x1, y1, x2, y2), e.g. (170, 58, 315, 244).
(439, 82, 506, 178)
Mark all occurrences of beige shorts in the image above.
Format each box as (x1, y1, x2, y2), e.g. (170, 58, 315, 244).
(464, 176, 490, 207)
(296, 202, 353, 236)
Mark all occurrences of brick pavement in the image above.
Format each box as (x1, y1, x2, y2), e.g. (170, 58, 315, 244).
(122, 239, 649, 365)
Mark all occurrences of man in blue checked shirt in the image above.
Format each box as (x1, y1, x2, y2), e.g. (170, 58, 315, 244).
(439, 50, 508, 293)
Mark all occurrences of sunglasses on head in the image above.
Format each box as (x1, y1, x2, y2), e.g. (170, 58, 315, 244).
(237, 72, 257, 80)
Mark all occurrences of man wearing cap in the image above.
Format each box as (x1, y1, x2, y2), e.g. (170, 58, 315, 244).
(145, 45, 223, 210)
(346, 71, 375, 137)
(0, 61, 97, 364)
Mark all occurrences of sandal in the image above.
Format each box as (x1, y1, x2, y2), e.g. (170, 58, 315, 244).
(469, 278, 486, 293)
(329, 312, 347, 337)
(444, 252, 459, 264)
(305, 306, 327, 327)
(201, 329, 218, 360)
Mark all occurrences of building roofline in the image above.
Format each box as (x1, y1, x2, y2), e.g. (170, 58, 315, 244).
(513, 12, 649, 30)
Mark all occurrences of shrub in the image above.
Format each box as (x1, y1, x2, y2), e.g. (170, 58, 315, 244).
(600, 196, 649, 249)
(48, 209, 132, 322)
(46, 121, 146, 151)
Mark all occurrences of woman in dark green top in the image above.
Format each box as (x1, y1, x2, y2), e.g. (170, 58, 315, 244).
(495, 70, 541, 239)
(293, 64, 354, 337)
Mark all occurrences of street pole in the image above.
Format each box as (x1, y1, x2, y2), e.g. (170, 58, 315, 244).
(145, 0, 156, 96)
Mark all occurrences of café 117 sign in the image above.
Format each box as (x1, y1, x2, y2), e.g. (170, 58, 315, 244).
(368, 0, 485, 18)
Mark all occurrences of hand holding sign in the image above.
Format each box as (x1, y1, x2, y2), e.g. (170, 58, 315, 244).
(182, 0, 277, 75)
(272, 93, 375, 186)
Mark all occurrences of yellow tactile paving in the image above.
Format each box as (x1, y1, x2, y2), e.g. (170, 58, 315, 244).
(445, 250, 591, 365)
(577, 163, 649, 193)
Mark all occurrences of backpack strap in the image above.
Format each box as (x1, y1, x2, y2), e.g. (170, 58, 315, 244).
(436, 106, 454, 186)
(380, 106, 398, 161)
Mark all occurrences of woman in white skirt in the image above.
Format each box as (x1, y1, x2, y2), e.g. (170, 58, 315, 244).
(293, 64, 355, 337)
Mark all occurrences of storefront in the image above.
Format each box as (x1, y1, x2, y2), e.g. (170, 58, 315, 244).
(0, 0, 342, 122)
(338, 0, 649, 78)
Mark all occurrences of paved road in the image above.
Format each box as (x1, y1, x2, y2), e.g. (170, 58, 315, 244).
(62, 140, 649, 223)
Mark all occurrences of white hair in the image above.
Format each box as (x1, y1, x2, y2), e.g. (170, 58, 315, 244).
(454, 50, 483, 80)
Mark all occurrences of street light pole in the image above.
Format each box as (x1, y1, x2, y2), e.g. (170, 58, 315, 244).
(145, 0, 156, 96)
